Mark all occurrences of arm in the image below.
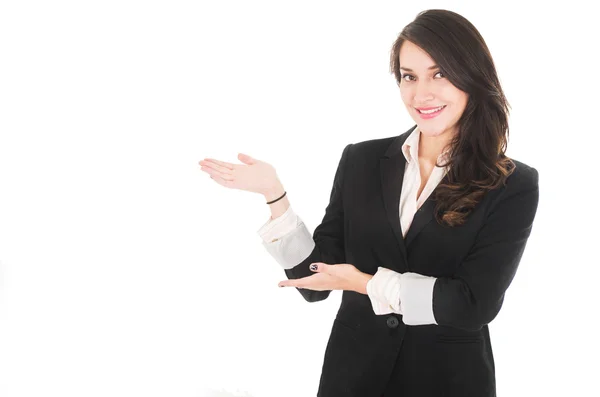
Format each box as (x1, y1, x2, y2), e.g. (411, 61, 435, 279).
(367, 166, 540, 330)
(258, 144, 353, 303)
(257, 205, 316, 269)
(433, 167, 540, 330)
(262, 182, 291, 220)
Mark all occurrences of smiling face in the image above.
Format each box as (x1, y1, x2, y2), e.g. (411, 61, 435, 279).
(398, 40, 469, 140)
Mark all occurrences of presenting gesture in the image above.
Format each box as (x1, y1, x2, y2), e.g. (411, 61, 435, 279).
(278, 262, 372, 294)
(199, 153, 282, 197)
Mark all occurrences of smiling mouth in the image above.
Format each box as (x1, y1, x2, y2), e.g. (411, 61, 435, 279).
(416, 105, 446, 114)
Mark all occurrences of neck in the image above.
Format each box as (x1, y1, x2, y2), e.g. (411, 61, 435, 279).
(418, 129, 455, 165)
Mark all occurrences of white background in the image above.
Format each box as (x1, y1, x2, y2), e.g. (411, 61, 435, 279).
(0, 1, 598, 396)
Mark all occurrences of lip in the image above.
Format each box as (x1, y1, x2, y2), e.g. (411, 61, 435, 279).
(415, 105, 446, 119)
(415, 106, 445, 111)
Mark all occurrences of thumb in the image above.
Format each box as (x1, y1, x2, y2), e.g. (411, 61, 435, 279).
(238, 153, 256, 165)
(309, 262, 330, 273)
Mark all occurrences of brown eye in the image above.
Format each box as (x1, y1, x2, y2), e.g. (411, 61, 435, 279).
(434, 71, 445, 78)
(402, 74, 415, 82)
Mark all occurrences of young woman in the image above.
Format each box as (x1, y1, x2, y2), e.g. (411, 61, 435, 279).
(199, 9, 539, 397)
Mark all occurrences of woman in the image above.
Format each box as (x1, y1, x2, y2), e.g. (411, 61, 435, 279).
(199, 9, 539, 397)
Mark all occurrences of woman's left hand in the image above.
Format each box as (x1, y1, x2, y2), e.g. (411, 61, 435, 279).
(278, 262, 373, 295)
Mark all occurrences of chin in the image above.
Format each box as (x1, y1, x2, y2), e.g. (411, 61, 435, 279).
(417, 125, 449, 138)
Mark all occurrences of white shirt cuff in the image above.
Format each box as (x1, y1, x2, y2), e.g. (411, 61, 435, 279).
(398, 272, 437, 325)
(257, 205, 298, 243)
(257, 206, 315, 269)
(366, 267, 437, 325)
(366, 267, 403, 315)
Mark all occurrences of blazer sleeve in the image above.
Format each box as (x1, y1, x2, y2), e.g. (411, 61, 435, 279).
(432, 165, 540, 331)
(282, 143, 353, 303)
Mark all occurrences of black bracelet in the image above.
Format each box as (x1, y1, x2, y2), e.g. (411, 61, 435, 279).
(266, 191, 286, 205)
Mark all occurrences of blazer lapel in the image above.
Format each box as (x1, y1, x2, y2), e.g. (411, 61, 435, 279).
(380, 155, 407, 263)
(379, 127, 415, 266)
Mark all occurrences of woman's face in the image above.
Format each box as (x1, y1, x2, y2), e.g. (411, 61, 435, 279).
(398, 41, 469, 140)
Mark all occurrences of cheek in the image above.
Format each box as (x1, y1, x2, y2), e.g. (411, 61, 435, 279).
(458, 93, 469, 110)
(399, 87, 413, 106)
(441, 86, 468, 108)
(449, 94, 468, 118)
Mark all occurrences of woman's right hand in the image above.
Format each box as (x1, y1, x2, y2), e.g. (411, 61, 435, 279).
(199, 153, 282, 196)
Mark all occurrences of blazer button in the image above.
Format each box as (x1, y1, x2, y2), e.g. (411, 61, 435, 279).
(386, 316, 399, 329)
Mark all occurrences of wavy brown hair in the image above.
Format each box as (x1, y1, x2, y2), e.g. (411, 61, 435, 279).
(390, 9, 515, 227)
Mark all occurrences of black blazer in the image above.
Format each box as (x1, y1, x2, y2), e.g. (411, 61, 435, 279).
(283, 126, 540, 397)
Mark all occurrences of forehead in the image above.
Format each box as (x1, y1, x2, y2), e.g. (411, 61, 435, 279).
(399, 41, 437, 69)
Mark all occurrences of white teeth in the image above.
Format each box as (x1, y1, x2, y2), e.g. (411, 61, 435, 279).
(418, 106, 445, 114)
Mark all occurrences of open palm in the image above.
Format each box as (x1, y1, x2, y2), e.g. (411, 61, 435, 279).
(199, 153, 280, 195)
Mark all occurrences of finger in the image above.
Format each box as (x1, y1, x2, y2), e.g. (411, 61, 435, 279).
(278, 279, 304, 288)
(309, 262, 341, 276)
(309, 262, 328, 272)
(237, 153, 255, 165)
(278, 274, 319, 288)
(200, 166, 235, 181)
(319, 263, 353, 278)
(209, 174, 234, 188)
(200, 158, 235, 170)
(200, 161, 234, 176)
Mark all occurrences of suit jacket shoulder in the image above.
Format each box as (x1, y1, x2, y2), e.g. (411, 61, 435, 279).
(508, 158, 539, 188)
(345, 126, 415, 163)
(489, 158, 539, 208)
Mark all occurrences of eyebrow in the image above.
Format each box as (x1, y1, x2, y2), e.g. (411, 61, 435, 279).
(399, 65, 440, 72)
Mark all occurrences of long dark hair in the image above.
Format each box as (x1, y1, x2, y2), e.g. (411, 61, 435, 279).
(390, 9, 515, 227)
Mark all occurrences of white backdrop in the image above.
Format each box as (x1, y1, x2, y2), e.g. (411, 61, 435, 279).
(0, 1, 598, 396)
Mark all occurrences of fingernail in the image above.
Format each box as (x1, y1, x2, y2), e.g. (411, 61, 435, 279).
(310, 264, 318, 271)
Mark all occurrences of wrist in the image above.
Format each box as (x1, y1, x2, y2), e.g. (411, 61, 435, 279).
(354, 273, 373, 295)
(263, 183, 285, 202)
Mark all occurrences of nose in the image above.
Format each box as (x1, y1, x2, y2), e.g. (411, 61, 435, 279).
(413, 80, 434, 103)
